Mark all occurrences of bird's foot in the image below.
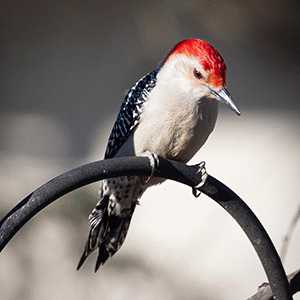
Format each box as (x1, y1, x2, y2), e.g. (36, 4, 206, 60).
(192, 161, 208, 198)
(141, 151, 159, 184)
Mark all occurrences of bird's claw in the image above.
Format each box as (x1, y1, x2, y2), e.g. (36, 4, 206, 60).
(192, 161, 208, 198)
(142, 151, 159, 184)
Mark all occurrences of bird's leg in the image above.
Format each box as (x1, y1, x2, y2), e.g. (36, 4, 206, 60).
(192, 161, 208, 198)
(140, 151, 159, 184)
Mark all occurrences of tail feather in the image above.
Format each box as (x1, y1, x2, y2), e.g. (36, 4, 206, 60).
(77, 195, 109, 270)
(94, 244, 110, 272)
(77, 248, 89, 271)
(93, 207, 136, 272)
(77, 199, 136, 271)
(76, 219, 103, 270)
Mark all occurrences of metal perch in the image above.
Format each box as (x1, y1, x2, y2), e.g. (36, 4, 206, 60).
(0, 156, 293, 299)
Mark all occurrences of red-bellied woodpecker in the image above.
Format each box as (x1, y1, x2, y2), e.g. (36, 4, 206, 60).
(77, 38, 240, 272)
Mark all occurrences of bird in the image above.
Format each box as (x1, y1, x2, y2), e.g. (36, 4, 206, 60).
(77, 38, 240, 272)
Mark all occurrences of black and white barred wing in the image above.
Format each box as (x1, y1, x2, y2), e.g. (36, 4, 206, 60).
(104, 69, 157, 159)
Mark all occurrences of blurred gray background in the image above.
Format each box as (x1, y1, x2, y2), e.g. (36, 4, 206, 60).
(1, 1, 300, 299)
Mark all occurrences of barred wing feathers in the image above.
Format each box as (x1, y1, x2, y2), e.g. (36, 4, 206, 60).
(104, 70, 157, 159)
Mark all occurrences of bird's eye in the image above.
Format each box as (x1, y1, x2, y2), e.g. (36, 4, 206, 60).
(193, 68, 203, 80)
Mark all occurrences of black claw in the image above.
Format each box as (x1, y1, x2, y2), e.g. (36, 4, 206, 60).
(192, 187, 201, 198)
(191, 161, 208, 198)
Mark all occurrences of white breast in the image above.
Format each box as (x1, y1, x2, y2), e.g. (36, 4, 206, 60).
(135, 98, 217, 162)
(116, 84, 218, 163)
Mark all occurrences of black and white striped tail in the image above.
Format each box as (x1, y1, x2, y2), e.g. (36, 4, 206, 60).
(77, 195, 136, 272)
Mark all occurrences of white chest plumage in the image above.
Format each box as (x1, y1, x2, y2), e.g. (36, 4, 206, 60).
(116, 81, 218, 163)
(134, 96, 218, 162)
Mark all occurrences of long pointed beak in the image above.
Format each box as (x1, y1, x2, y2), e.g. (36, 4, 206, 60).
(210, 87, 241, 115)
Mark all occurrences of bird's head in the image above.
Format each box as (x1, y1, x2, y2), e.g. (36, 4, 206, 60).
(159, 39, 240, 115)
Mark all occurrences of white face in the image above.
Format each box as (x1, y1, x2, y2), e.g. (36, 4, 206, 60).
(155, 53, 240, 115)
(157, 54, 216, 103)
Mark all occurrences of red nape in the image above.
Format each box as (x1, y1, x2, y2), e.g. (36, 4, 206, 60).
(167, 39, 226, 87)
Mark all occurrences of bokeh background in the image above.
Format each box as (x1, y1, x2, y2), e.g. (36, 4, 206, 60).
(1, 1, 300, 299)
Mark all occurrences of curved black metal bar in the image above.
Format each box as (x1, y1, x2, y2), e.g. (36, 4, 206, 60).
(0, 156, 292, 299)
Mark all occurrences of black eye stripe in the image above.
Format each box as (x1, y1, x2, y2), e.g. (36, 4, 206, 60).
(193, 68, 203, 80)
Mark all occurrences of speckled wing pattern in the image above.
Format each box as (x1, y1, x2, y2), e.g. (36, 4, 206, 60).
(104, 69, 158, 159)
